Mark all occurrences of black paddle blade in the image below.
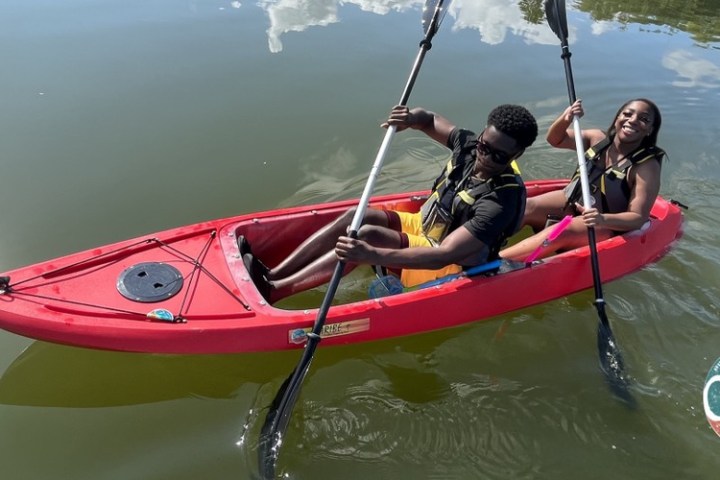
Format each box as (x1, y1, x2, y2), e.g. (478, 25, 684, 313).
(258, 358, 314, 479)
(257, 375, 292, 479)
(544, 0, 568, 41)
(597, 318, 635, 407)
(422, 0, 449, 36)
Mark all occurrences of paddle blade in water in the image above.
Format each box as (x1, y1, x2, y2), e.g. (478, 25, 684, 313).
(258, 375, 293, 480)
(257, 371, 304, 479)
(597, 320, 635, 407)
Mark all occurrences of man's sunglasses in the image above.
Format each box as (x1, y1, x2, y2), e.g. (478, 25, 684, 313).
(476, 129, 513, 165)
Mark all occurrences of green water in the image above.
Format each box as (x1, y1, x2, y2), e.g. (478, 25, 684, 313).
(1, 1, 719, 479)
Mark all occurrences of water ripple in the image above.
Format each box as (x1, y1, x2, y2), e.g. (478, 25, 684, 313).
(283, 370, 627, 479)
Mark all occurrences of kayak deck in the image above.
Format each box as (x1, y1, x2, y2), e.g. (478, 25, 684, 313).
(0, 180, 684, 353)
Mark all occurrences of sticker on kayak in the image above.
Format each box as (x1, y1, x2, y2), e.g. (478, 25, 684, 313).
(146, 309, 176, 322)
(703, 357, 720, 437)
(289, 318, 370, 345)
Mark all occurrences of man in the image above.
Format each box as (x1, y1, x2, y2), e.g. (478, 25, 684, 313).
(244, 104, 538, 302)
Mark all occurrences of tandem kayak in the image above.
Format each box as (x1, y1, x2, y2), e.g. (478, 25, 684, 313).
(0, 179, 683, 354)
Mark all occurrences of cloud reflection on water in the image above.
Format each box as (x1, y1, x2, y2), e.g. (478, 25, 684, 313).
(448, 0, 557, 45)
(257, 0, 560, 53)
(662, 49, 720, 89)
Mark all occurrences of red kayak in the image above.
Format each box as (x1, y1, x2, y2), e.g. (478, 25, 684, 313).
(0, 179, 683, 354)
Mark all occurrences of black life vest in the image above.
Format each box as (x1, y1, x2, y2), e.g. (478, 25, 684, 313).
(565, 137, 664, 213)
(422, 156, 526, 252)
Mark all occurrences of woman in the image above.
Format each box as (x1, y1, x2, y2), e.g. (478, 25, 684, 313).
(500, 98, 665, 261)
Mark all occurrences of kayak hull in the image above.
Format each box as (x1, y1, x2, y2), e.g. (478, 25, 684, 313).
(0, 179, 683, 354)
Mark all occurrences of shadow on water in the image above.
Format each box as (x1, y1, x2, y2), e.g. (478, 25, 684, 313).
(0, 342, 297, 408)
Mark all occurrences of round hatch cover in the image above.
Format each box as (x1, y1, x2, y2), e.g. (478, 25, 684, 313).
(117, 262, 183, 303)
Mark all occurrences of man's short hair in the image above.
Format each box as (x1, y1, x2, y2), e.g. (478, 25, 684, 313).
(487, 104, 538, 149)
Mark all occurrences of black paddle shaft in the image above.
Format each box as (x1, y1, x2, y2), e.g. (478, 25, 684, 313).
(544, 0, 632, 403)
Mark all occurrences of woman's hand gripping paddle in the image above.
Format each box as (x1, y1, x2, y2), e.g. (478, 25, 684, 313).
(257, 2, 453, 478)
(544, 0, 634, 406)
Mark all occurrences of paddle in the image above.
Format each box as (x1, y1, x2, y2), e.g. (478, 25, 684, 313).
(523, 214, 572, 265)
(544, 0, 633, 404)
(257, 1, 451, 477)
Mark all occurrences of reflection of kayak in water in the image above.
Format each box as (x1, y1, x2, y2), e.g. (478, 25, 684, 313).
(0, 342, 288, 408)
(0, 179, 684, 354)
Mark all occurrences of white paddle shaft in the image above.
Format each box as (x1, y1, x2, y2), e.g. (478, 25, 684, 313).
(571, 115, 593, 209)
(348, 125, 398, 233)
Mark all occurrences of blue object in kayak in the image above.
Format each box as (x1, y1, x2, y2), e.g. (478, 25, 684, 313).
(368, 259, 504, 298)
(368, 275, 405, 299)
(417, 259, 503, 289)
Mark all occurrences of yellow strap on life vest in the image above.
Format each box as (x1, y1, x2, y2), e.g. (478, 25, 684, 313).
(457, 190, 475, 205)
(633, 153, 656, 165)
(444, 158, 520, 176)
(436, 159, 521, 208)
(456, 174, 521, 208)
